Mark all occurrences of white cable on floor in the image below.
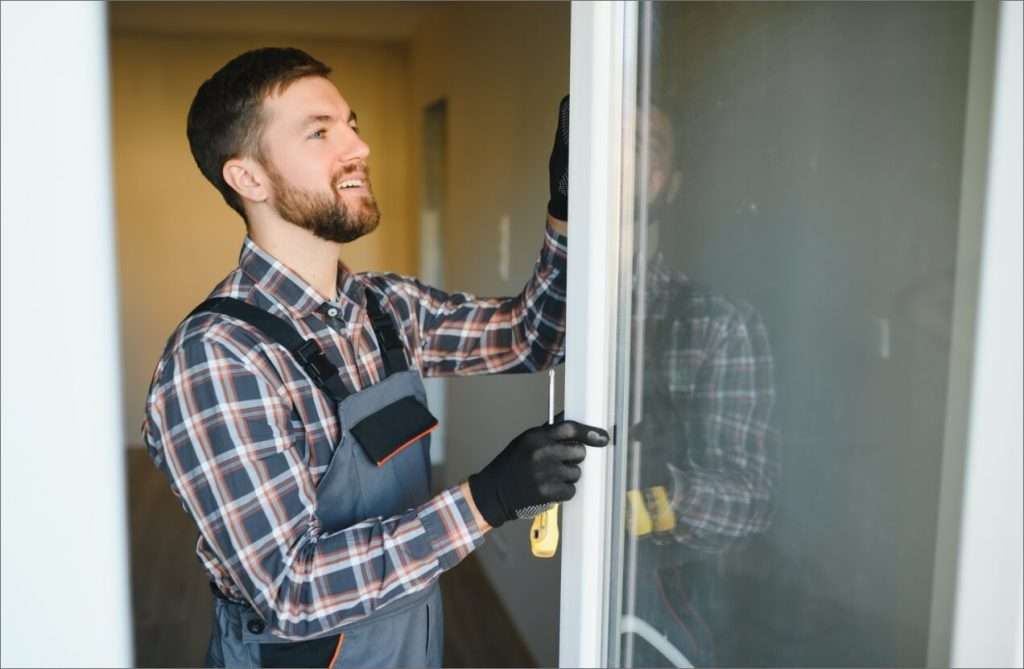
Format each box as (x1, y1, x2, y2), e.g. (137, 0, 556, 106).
(620, 614, 694, 668)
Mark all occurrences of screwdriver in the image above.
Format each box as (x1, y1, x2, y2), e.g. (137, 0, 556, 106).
(530, 368, 560, 558)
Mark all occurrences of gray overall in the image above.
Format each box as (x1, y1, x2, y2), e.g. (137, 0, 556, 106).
(192, 292, 444, 668)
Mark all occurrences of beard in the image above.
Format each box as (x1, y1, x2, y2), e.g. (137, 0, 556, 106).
(264, 162, 380, 243)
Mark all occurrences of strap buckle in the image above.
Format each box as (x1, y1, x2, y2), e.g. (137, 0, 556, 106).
(294, 340, 337, 388)
(370, 313, 403, 351)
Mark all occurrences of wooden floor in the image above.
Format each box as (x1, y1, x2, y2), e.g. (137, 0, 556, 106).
(127, 449, 535, 667)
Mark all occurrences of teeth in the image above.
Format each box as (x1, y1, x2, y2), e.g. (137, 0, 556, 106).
(338, 179, 363, 190)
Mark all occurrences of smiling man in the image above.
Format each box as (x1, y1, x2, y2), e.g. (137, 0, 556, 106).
(143, 48, 608, 668)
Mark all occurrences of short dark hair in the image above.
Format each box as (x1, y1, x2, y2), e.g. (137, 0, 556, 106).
(186, 47, 331, 221)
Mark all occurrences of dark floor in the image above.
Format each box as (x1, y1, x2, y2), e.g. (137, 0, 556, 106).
(127, 448, 535, 667)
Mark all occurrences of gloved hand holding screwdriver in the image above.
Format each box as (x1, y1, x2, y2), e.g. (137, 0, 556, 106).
(467, 419, 609, 529)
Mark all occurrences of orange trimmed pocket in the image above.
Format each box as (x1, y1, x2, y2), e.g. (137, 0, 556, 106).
(349, 396, 440, 466)
(329, 632, 345, 668)
(376, 422, 439, 466)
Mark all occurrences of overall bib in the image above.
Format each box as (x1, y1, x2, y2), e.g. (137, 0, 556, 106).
(192, 290, 444, 669)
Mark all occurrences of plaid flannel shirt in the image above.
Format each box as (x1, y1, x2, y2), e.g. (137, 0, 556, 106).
(641, 252, 780, 554)
(143, 222, 567, 640)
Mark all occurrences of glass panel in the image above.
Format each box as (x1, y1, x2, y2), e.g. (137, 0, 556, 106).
(610, 3, 976, 666)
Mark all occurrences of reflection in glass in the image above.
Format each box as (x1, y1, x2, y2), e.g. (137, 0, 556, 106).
(623, 101, 781, 669)
(612, 2, 974, 667)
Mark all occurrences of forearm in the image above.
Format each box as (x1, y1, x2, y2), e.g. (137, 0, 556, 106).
(665, 461, 776, 553)
(160, 410, 487, 638)
(248, 484, 487, 639)
(418, 218, 568, 376)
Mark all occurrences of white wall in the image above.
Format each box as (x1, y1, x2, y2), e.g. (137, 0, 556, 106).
(1, 2, 133, 666)
(948, 1, 1024, 664)
(409, 4, 571, 664)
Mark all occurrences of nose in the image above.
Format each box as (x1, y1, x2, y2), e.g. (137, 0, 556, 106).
(339, 125, 370, 163)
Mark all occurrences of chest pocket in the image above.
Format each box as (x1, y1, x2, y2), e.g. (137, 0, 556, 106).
(316, 370, 436, 534)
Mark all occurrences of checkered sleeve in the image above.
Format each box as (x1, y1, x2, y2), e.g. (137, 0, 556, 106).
(411, 221, 568, 376)
(665, 308, 780, 553)
(143, 334, 485, 641)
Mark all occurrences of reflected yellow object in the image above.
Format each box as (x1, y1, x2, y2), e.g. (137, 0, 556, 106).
(530, 504, 560, 558)
(626, 489, 653, 536)
(646, 485, 676, 533)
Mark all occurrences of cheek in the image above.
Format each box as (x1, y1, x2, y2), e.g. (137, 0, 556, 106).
(280, 152, 332, 190)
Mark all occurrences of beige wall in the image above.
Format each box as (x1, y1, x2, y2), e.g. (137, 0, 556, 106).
(408, 4, 570, 664)
(112, 31, 415, 443)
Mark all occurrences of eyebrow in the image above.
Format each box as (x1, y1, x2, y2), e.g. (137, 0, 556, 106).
(300, 110, 358, 129)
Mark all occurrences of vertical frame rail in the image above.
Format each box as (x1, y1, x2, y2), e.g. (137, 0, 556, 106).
(946, 2, 1023, 665)
(560, 2, 638, 667)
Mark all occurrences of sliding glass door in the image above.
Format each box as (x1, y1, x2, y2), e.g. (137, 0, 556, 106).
(562, 2, 1021, 667)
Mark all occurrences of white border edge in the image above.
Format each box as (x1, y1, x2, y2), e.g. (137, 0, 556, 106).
(949, 2, 1024, 666)
(560, 2, 633, 667)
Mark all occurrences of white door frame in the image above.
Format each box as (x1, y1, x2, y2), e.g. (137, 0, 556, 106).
(559, 1, 1023, 667)
(560, 2, 637, 667)
(1, 2, 134, 666)
(944, 2, 1023, 665)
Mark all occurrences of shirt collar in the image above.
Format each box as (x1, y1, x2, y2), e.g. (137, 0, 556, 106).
(238, 236, 366, 319)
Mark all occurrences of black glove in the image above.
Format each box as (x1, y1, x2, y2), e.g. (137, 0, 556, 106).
(547, 95, 570, 221)
(468, 419, 609, 528)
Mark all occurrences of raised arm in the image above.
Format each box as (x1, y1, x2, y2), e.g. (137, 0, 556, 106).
(406, 219, 568, 377)
(404, 96, 571, 377)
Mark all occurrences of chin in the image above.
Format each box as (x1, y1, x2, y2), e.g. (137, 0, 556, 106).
(332, 213, 381, 244)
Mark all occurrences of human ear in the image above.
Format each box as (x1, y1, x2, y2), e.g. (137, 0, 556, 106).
(222, 158, 269, 205)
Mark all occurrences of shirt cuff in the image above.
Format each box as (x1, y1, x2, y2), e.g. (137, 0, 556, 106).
(418, 485, 487, 571)
(542, 221, 568, 282)
(544, 219, 568, 256)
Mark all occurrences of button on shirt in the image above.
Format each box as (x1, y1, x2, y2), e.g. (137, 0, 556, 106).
(143, 223, 568, 640)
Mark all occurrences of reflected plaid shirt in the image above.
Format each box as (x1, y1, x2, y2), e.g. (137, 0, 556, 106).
(143, 223, 567, 640)
(641, 252, 780, 554)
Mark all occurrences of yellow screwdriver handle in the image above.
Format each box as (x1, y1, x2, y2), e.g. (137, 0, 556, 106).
(626, 489, 653, 536)
(530, 504, 560, 558)
(532, 369, 561, 559)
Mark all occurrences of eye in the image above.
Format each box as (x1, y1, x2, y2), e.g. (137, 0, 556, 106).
(309, 128, 327, 139)
(349, 123, 360, 135)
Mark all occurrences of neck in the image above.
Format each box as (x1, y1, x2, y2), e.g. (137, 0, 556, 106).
(248, 214, 341, 301)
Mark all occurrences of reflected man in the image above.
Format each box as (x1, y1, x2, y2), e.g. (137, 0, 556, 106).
(627, 104, 781, 668)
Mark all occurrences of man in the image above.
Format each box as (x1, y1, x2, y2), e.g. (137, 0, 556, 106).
(143, 47, 608, 668)
(625, 105, 780, 667)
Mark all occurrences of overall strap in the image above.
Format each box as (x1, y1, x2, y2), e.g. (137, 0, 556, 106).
(364, 289, 410, 375)
(189, 297, 350, 402)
